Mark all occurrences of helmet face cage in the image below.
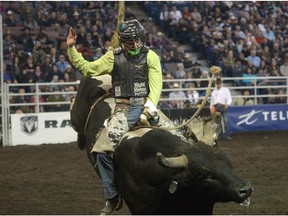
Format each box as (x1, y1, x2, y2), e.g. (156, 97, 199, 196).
(118, 19, 145, 56)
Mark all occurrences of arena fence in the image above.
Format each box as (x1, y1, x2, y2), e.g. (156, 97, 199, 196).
(1, 76, 288, 146)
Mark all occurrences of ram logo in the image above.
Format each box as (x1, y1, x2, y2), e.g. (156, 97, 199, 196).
(20, 116, 38, 135)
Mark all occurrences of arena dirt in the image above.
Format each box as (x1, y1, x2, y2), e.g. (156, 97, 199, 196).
(0, 131, 288, 215)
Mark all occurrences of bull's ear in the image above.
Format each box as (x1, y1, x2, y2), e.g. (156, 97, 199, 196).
(156, 152, 188, 168)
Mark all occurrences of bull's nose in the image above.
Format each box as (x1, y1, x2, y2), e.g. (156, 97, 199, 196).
(238, 182, 253, 200)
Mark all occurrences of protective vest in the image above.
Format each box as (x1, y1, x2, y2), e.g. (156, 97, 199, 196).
(112, 47, 149, 98)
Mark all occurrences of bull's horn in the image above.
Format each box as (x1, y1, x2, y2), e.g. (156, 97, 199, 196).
(156, 152, 188, 168)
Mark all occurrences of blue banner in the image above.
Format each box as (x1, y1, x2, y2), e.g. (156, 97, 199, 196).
(226, 104, 288, 134)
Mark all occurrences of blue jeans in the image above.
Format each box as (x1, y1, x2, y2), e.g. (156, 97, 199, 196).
(127, 105, 143, 129)
(97, 105, 143, 199)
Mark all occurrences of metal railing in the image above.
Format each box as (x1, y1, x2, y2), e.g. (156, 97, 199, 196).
(161, 76, 288, 106)
(1, 76, 288, 114)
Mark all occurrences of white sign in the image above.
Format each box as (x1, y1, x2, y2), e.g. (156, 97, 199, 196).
(11, 112, 77, 146)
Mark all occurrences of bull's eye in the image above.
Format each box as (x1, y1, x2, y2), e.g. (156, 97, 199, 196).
(198, 175, 207, 182)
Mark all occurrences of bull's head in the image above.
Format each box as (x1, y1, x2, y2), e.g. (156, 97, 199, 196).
(156, 143, 253, 206)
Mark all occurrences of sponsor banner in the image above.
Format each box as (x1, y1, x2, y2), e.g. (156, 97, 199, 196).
(11, 112, 77, 146)
(226, 104, 288, 134)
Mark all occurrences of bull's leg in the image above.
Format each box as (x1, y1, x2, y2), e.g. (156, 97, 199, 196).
(97, 153, 122, 215)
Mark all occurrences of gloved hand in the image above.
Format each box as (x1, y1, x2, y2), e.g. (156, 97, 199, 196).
(138, 99, 159, 126)
(210, 66, 222, 75)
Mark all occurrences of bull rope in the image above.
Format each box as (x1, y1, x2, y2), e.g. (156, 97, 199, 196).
(162, 73, 216, 131)
(144, 75, 215, 131)
(84, 92, 112, 134)
(135, 66, 221, 131)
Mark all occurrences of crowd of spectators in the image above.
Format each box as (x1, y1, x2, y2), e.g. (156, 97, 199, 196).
(144, 1, 288, 107)
(1, 1, 121, 113)
(2, 1, 288, 113)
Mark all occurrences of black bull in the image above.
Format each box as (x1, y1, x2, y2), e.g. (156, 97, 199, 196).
(70, 75, 253, 215)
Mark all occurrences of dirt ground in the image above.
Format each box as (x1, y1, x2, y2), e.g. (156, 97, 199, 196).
(0, 131, 288, 215)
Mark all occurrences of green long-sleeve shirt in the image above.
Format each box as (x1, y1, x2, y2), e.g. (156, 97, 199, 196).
(67, 46, 163, 106)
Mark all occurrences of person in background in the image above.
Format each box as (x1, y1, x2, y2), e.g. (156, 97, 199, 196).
(168, 82, 186, 109)
(67, 19, 162, 215)
(186, 83, 199, 107)
(233, 89, 255, 106)
(210, 77, 232, 140)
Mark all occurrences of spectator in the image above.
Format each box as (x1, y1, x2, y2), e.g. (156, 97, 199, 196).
(191, 6, 202, 23)
(176, 18, 190, 44)
(159, 4, 170, 32)
(246, 49, 261, 68)
(182, 6, 192, 22)
(146, 33, 156, 48)
(34, 65, 45, 83)
(47, 11, 59, 27)
(223, 49, 236, 77)
(232, 58, 247, 86)
(49, 47, 59, 64)
(233, 89, 255, 106)
(267, 89, 287, 104)
(32, 41, 46, 65)
(242, 66, 257, 89)
(174, 63, 186, 79)
(18, 26, 32, 45)
(63, 65, 77, 82)
(186, 83, 199, 107)
(3, 64, 12, 83)
(35, 6, 48, 27)
(36, 27, 49, 44)
(168, 83, 186, 109)
(191, 61, 202, 78)
(155, 31, 169, 51)
(40, 55, 54, 82)
(24, 31, 37, 53)
(183, 53, 193, 71)
(280, 60, 288, 76)
(58, 13, 70, 28)
(30, 91, 45, 112)
(64, 85, 76, 102)
(93, 47, 103, 60)
(10, 56, 21, 82)
(19, 56, 37, 86)
(14, 88, 31, 113)
(55, 54, 71, 73)
(210, 77, 232, 140)
(268, 58, 281, 76)
(171, 46, 184, 63)
(50, 74, 60, 90)
(4, 10, 16, 27)
(23, 13, 39, 29)
(198, 70, 210, 96)
(70, 11, 82, 28)
(262, 25, 276, 46)
(9, 91, 17, 114)
(83, 32, 97, 49)
(46, 88, 67, 112)
(162, 74, 173, 97)
(211, 43, 225, 72)
(168, 5, 182, 38)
